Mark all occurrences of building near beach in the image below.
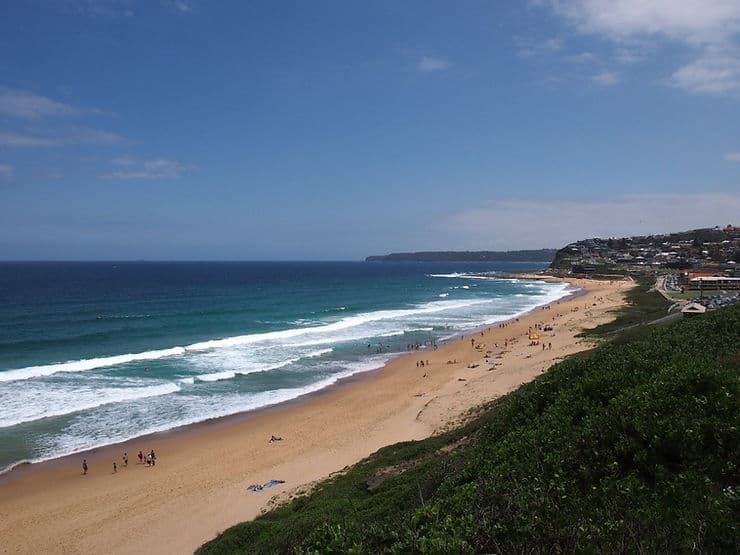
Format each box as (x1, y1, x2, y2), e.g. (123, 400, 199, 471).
(681, 303, 707, 317)
(688, 276, 740, 291)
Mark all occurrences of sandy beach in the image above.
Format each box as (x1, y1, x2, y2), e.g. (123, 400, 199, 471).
(0, 276, 632, 554)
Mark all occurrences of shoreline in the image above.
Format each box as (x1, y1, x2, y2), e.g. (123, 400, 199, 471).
(0, 277, 578, 480)
(0, 275, 632, 554)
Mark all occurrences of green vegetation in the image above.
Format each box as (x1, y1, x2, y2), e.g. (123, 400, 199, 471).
(199, 305, 739, 554)
(550, 245, 578, 270)
(579, 278, 672, 338)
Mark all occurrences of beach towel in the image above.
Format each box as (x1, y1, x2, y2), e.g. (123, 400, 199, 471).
(247, 479, 285, 493)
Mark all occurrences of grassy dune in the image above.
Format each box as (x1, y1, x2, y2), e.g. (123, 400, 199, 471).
(199, 305, 739, 554)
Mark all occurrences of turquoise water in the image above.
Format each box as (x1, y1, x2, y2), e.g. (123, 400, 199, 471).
(0, 261, 572, 471)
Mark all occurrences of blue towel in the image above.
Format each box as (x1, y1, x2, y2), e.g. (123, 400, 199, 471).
(247, 479, 285, 492)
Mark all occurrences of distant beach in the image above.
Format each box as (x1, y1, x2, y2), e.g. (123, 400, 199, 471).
(0, 273, 632, 554)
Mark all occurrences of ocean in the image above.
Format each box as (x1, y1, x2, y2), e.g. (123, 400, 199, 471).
(0, 261, 573, 472)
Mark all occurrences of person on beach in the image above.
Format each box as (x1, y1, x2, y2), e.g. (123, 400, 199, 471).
(150, 450, 156, 466)
(269, 435, 283, 442)
(82, 459, 88, 475)
(146, 453, 152, 466)
(113, 461, 117, 473)
(138, 450, 143, 464)
(123, 452, 128, 467)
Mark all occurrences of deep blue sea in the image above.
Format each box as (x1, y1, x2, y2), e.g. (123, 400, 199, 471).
(0, 261, 573, 472)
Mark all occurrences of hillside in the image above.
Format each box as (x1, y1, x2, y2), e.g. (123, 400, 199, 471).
(365, 249, 557, 263)
(550, 225, 739, 274)
(199, 304, 739, 554)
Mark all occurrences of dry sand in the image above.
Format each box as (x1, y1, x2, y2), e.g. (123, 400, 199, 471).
(0, 276, 633, 554)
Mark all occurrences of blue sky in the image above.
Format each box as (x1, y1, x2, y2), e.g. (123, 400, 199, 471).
(1, 0, 739, 260)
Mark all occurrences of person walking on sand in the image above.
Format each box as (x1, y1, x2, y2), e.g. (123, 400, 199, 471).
(82, 459, 88, 475)
(150, 450, 156, 466)
(123, 452, 128, 467)
(113, 461, 117, 473)
(138, 450, 143, 464)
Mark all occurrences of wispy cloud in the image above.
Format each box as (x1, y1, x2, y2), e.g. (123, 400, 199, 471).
(516, 36, 563, 58)
(164, 0, 198, 13)
(725, 152, 740, 162)
(66, 126, 127, 145)
(103, 156, 187, 179)
(417, 56, 451, 73)
(59, 0, 135, 18)
(442, 192, 740, 250)
(592, 70, 620, 86)
(0, 127, 126, 147)
(0, 86, 122, 149)
(0, 131, 58, 147)
(0, 87, 89, 120)
(544, 0, 740, 96)
(547, 0, 740, 43)
(58, 0, 200, 17)
(670, 45, 740, 95)
(0, 163, 13, 182)
(565, 51, 597, 63)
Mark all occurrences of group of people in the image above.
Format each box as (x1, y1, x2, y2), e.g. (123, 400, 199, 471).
(138, 449, 157, 466)
(81, 448, 158, 475)
(406, 339, 437, 351)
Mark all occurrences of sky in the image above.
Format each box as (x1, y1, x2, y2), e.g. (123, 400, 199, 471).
(0, 0, 739, 260)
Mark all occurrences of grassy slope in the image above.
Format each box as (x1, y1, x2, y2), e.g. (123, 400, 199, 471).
(199, 305, 739, 554)
(580, 278, 672, 338)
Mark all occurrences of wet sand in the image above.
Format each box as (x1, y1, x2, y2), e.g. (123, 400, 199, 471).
(0, 276, 632, 554)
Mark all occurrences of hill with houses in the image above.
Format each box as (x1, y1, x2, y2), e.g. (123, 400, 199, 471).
(549, 225, 740, 292)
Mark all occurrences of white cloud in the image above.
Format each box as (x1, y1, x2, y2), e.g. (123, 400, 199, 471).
(0, 87, 81, 120)
(0, 131, 58, 147)
(165, 0, 197, 13)
(516, 36, 564, 58)
(613, 45, 651, 65)
(566, 51, 597, 63)
(0, 163, 13, 181)
(548, 0, 740, 43)
(592, 70, 621, 85)
(0, 127, 125, 147)
(441, 192, 740, 249)
(103, 156, 187, 179)
(725, 152, 740, 161)
(545, 0, 740, 96)
(66, 126, 126, 145)
(0, 87, 122, 147)
(417, 56, 451, 72)
(670, 46, 740, 94)
(61, 0, 135, 18)
(542, 38, 563, 51)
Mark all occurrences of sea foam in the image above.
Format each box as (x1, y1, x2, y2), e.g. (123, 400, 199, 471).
(0, 382, 180, 429)
(0, 300, 488, 383)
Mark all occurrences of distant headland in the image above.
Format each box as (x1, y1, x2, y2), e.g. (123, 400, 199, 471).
(365, 249, 558, 263)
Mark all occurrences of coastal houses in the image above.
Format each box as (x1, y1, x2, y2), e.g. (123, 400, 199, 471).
(550, 225, 740, 279)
